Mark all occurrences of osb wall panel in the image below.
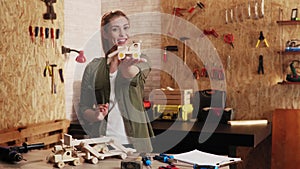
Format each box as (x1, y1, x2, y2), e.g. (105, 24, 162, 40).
(161, 0, 300, 121)
(0, 1, 65, 129)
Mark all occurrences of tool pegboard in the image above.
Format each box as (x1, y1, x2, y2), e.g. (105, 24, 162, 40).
(160, 0, 300, 122)
(0, 0, 65, 129)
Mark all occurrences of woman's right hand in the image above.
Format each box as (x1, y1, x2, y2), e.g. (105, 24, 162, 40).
(95, 103, 109, 120)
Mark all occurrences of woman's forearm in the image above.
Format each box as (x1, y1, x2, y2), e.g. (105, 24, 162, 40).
(121, 65, 139, 78)
(83, 109, 105, 123)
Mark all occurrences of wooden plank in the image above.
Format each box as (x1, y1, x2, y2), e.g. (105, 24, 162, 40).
(32, 133, 62, 146)
(20, 120, 70, 139)
(0, 120, 70, 146)
(0, 131, 21, 144)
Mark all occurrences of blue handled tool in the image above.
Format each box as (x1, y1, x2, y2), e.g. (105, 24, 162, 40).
(142, 155, 152, 167)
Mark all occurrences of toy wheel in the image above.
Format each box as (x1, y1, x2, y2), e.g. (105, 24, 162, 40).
(57, 161, 65, 168)
(73, 159, 80, 166)
(91, 157, 99, 164)
(120, 153, 127, 159)
(118, 52, 125, 60)
(132, 53, 139, 59)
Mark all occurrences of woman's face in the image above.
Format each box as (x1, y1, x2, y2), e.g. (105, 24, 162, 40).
(104, 16, 130, 46)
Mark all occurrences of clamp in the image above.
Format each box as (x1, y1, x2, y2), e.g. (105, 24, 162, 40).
(173, 7, 186, 17)
(256, 31, 269, 48)
(224, 33, 234, 48)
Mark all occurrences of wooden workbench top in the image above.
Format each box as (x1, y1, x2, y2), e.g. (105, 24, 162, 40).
(0, 149, 229, 169)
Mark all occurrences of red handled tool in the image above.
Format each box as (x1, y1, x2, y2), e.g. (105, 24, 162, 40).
(200, 67, 208, 77)
(40, 27, 44, 45)
(188, 2, 205, 13)
(224, 33, 234, 48)
(29, 26, 34, 43)
(50, 28, 54, 48)
(193, 68, 200, 79)
(203, 29, 219, 38)
(173, 7, 186, 16)
(163, 48, 167, 62)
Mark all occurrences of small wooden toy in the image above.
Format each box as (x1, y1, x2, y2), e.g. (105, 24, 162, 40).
(117, 42, 141, 60)
(47, 134, 136, 168)
(107, 41, 142, 60)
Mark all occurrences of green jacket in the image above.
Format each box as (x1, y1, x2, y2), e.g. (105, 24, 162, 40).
(79, 55, 154, 152)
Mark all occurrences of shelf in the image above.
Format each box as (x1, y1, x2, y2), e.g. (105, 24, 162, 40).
(277, 80, 300, 85)
(277, 51, 300, 55)
(276, 20, 300, 25)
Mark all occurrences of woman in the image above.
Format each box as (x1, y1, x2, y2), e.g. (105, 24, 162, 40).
(79, 10, 154, 152)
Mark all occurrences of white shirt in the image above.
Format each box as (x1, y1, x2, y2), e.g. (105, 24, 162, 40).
(106, 70, 130, 144)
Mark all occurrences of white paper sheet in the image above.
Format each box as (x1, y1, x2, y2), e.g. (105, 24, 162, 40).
(173, 149, 242, 167)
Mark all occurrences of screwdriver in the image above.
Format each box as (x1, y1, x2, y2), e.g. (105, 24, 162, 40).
(45, 28, 49, 48)
(40, 27, 44, 45)
(50, 28, 55, 48)
(55, 29, 60, 51)
(29, 25, 34, 43)
(34, 26, 39, 44)
(141, 154, 152, 169)
(154, 155, 176, 164)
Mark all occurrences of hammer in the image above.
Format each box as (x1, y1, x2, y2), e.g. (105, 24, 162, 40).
(50, 64, 57, 94)
(43, 0, 57, 22)
(180, 37, 190, 64)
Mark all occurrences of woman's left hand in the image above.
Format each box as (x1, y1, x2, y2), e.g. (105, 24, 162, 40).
(119, 56, 147, 78)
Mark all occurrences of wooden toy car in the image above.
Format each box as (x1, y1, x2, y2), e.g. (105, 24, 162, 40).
(118, 42, 141, 60)
(46, 145, 81, 168)
(47, 134, 136, 168)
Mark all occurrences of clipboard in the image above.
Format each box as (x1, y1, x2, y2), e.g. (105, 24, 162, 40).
(173, 149, 242, 168)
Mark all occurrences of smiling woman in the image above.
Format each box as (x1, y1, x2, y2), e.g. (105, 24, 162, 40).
(78, 10, 154, 153)
(101, 10, 130, 55)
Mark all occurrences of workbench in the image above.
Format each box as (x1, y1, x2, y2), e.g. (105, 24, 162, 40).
(0, 149, 230, 169)
(151, 121, 272, 169)
(151, 121, 271, 153)
(67, 120, 271, 169)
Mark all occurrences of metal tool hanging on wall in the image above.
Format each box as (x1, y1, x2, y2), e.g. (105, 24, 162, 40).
(43, 62, 63, 94)
(43, 0, 57, 22)
(255, 31, 269, 48)
(257, 55, 264, 74)
(180, 37, 190, 64)
(224, 33, 234, 48)
(163, 46, 178, 62)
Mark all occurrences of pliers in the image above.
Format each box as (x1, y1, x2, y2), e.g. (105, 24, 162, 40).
(43, 61, 52, 77)
(256, 31, 269, 48)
